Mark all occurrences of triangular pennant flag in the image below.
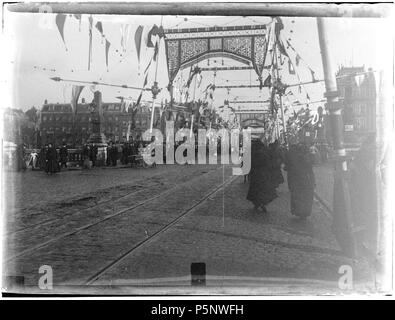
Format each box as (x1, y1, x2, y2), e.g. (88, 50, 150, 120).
(153, 41, 159, 61)
(71, 85, 84, 115)
(73, 14, 82, 31)
(158, 25, 165, 39)
(263, 74, 272, 87)
(55, 14, 68, 50)
(310, 69, 317, 82)
(144, 57, 153, 74)
(277, 40, 288, 57)
(288, 59, 295, 75)
(88, 15, 93, 70)
(136, 92, 143, 106)
(134, 25, 144, 65)
(295, 54, 301, 66)
(143, 73, 148, 87)
(95, 21, 104, 38)
(147, 24, 160, 48)
(105, 39, 111, 71)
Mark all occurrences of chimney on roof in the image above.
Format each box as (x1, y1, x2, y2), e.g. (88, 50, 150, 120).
(44, 99, 48, 104)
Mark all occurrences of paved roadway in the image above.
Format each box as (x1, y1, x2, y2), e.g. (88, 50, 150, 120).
(3, 163, 376, 294)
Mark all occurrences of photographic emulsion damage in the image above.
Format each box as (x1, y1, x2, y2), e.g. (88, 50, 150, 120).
(1, 2, 393, 296)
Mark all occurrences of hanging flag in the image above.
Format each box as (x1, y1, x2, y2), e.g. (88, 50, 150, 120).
(295, 54, 301, 66)
(277, 40, 288, 57)
(134, 25, 144, 65)
(263, 74, 272, 87)
(144, 56, 153, 74)
(88, 15, 93, 70)
(55, 14, 67, 50)
(120, 24, 129, 52)
(288, 59, 295, 75)
(105, 39, 111, 71)
(153, 41, 159, 62)
(306, 93, 311, 101)
(274, 17, 284, 39)
(71, 85, 85, 114)
(298, 85, 302, 93)
(136, 91, 143, 105)
(196, 71, 203, 88)
(95, 21, 104, 43)
(310, 69, 317, 82)
(73, 14, 82, 31)
(146, 24, 160, 48)
(143, 73, 148, 87)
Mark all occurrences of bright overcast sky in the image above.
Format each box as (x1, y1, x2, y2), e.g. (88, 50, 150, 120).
(2, 11, 392, 113)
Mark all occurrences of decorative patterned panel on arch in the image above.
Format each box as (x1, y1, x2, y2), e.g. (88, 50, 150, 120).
(180, 39, 209, 64)
(223, 37, 252, 59)
(254, 36, 267, 75)
(166, 40, 180, 82)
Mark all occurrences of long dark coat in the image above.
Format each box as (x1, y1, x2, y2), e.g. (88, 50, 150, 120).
(45, 147, 59, 173)
(247, 142, 278, 208)
(285, 144, 315, 218)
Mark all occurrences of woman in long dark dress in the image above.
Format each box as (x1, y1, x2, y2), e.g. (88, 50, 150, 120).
(246, 140, 278, 212)
(285, 143, 315, 219)
(45, 143, 59, 174)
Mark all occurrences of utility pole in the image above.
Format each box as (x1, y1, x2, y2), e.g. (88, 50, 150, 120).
(317, 18, 356, 257)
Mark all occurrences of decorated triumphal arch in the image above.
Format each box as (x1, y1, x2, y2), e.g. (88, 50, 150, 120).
(164, 24, 269, 91)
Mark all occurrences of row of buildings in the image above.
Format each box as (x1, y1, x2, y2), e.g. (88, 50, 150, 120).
(37, 99, 160, 146)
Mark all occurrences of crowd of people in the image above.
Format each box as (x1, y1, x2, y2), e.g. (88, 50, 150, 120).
(21, 138, 147, 174)
(246, 138, 316, 220)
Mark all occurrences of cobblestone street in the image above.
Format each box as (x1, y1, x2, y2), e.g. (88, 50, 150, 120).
(3, 163, 375, 294)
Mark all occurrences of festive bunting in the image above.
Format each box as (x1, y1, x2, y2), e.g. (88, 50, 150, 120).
(55, 14, 67, 50)
(88, 15, 93, 70)
(95, 21, 104, 43)
(288, 59, 295, 75)
(120, 24, 131, 52)
(105, 39, 111, 71)
(134, 25, 144, 65)
(153, 41, 159, 62)
(136, 91, 143, 106)
(73, 14, 82, 31)
(143, 73, 149, 87)
(146, 24, 160, 48)
(263, 74, 272, 87)
(71, 85, 84, 114)
(144, 57, 153, 74)
(277, 40, 288, 57)
(295, 54, 301, 66)
(310, 69, 317, 82)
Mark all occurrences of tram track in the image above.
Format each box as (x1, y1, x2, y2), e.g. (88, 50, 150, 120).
(5, 166, 226, 263)
(6, 166, 220, 236)
(5, 185, 153, 236)
(85, 173, 238, 285)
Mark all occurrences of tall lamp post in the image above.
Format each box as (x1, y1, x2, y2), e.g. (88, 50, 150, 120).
(317, 18, 356, 257)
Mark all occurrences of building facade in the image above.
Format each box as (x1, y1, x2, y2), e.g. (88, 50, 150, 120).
(40, 99, 160, 146)
(336, 66, 376, 143)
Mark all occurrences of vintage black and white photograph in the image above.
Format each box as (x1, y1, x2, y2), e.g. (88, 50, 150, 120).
(0, 1, 393, 296)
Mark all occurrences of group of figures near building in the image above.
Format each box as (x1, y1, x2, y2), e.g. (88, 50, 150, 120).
(246, 139, 315, 219)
